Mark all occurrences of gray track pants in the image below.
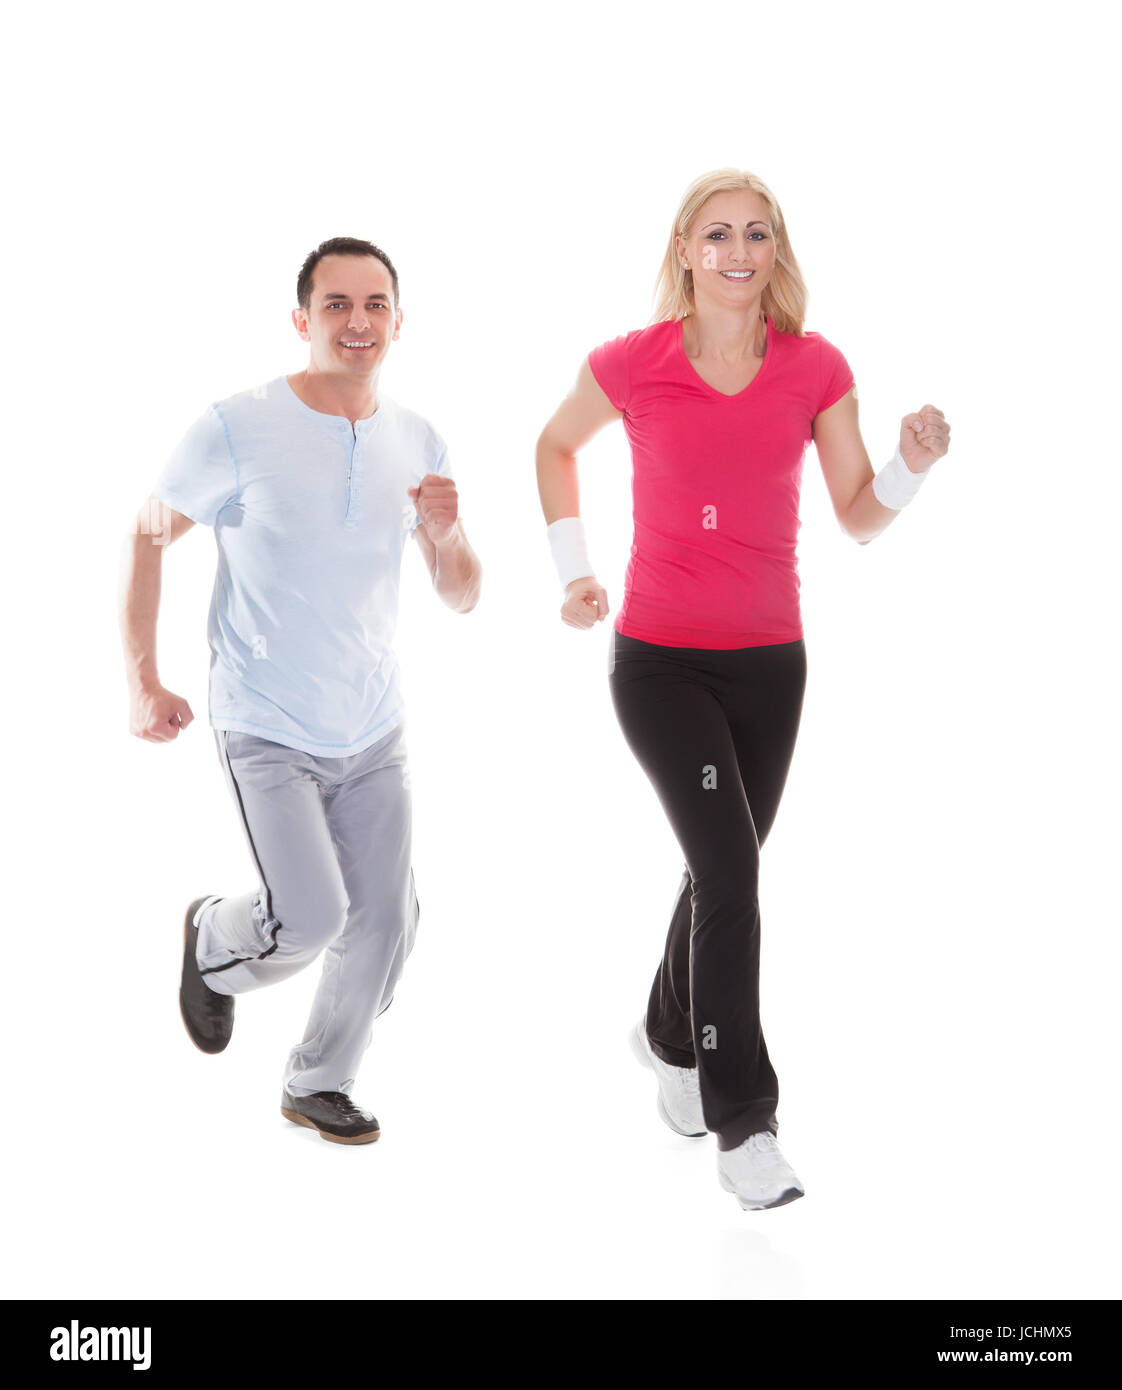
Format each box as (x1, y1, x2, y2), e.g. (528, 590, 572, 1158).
(194, 719, 418, 1097)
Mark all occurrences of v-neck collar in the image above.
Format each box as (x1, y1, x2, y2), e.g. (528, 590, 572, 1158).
(676, 315, 773, 400)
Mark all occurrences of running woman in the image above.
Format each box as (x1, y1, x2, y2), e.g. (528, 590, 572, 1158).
(535, 170, 950, 1209)
(119, 237, 482, 1144)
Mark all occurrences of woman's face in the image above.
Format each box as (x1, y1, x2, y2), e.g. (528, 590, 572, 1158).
(676, 189, 777, 312)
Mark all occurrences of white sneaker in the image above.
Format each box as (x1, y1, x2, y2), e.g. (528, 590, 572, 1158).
(629, 1018, 707, 1137)
(717, 1131, 805, 1210)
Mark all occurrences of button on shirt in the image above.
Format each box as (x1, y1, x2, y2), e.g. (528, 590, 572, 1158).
(152, 375, 449, 757)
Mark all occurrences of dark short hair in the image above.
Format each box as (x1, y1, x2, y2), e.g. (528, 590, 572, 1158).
(296, 237, 400, 311)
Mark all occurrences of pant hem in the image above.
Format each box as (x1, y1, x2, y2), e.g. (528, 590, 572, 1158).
(716, 1120, 780, 1152)
(648, 1040, 696, 1069)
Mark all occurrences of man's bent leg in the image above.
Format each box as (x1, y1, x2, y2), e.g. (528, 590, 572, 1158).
(196, 730, 348, 995)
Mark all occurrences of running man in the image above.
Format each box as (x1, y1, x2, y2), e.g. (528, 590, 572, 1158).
(119, 236, 481, 1144)
(536, 170, 949, 1209)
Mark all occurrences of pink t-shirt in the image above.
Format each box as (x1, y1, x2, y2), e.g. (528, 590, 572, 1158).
(588, 315, 854, 649)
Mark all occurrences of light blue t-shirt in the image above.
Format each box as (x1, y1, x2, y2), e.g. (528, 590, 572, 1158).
(152, 375, 448, 757)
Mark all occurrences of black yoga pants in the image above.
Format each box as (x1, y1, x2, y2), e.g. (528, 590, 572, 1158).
(608, 627, 808, 1151)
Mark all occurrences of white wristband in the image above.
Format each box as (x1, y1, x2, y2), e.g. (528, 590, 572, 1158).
(872, 446, 930, 510)
(547, 516, 595, 591)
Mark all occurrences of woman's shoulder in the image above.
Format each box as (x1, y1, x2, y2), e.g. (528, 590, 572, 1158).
(779, 323, 852, 377)
(590, 319, 675, 356)
(587, 322, 677, 411)
(795, 323, 846, 353)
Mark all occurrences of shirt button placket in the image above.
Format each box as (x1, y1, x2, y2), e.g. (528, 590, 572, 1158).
(342, 421, 357, 528)
(350, 432, 363, 524)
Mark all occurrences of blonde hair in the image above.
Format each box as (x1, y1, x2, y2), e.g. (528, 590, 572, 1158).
(651, 169, 809, 336)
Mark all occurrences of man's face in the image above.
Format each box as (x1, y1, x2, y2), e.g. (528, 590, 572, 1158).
(292, 254, 402, 376)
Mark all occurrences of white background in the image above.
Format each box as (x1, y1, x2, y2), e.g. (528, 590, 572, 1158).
(2, 0, 1118, 1301)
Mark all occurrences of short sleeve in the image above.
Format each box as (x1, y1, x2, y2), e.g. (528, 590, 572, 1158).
(816, 335, 856, 415)
(151, 405, 239, 527)
(587, 333, 632, 413)
(408, 428, 452, 533)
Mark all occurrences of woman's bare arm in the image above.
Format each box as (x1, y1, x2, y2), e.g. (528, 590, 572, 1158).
(535, 360, 623, 628)
(814, 388, 950, 545)
(535, 359, 622, 524)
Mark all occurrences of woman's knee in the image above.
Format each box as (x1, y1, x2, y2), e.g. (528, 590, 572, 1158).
(689, 860, 759, 909)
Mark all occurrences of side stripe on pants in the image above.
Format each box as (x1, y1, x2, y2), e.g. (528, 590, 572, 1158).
(199, 729, 284, 976)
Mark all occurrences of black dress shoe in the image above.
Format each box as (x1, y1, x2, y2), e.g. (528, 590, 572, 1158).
(179, 897, 235, 1054)
(280, 1090, 381, 1144)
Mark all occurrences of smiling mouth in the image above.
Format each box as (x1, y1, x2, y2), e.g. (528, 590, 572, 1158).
(720, 270, 755, 280)
(341, 341, 377, 350)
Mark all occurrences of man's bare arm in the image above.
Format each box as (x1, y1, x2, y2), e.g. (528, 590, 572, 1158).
(118, 498, 198, 741)
(411, 514, 482, 613)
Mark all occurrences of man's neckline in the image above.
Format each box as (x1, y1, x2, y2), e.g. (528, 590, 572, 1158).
(281, 373, 386, 427)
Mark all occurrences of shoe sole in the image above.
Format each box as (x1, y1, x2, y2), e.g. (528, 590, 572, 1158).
(629, 1022, 706, 1138)
(718, 1171, 805, 1210)
(180, 899, 231, 1056)
(281, 1106, 380, 1145)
